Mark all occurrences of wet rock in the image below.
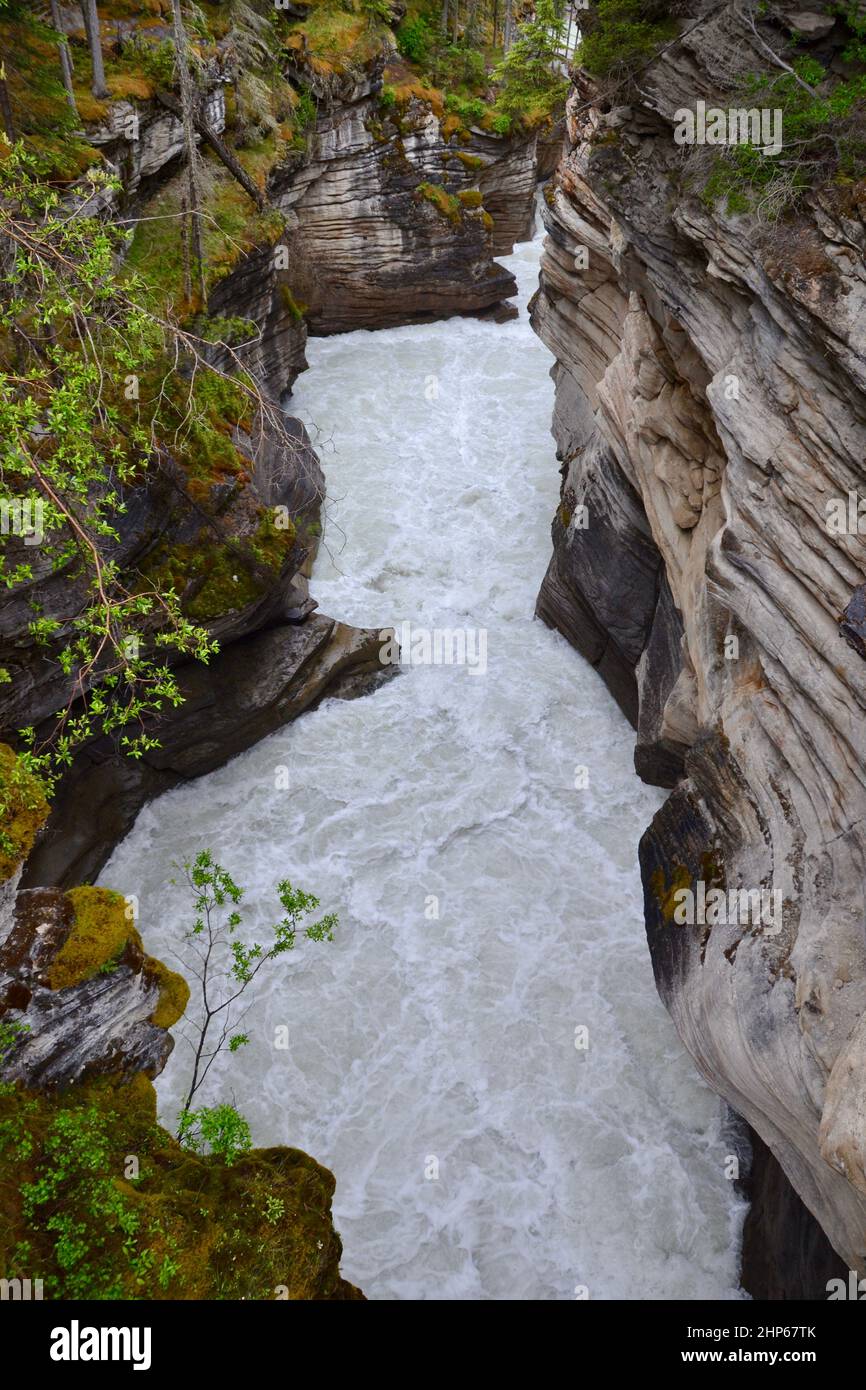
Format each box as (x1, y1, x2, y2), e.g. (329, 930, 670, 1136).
(23, 615, 388, 890)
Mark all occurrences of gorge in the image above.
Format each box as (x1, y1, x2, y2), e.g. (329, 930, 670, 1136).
(0, 0, 864, 1307)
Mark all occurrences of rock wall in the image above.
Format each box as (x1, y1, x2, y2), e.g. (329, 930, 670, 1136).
(4, 17, 554, 889)
(270, 54, 539, 333)
(531, 2, 866, 1292)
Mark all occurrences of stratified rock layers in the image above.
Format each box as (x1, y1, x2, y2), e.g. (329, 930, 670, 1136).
(531, 4, 866, 1288)
(271, 61, 538, 333)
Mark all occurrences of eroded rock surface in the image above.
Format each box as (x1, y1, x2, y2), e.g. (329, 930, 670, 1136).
(531, 2, 866, 1287)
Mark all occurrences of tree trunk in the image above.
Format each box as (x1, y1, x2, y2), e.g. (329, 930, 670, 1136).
(80, 0, 108, 100)
(171, 0, 207, 306)
(51, 0, 80, 119)
(467, 0, 479, 44)
(155, 91, 265, 210)
(441, 0, 449, 37)
(0, 64, 15, 144)
(504, 0, 513, 52)
(452, 0, 459, 43)
(493, 0, 500, 47)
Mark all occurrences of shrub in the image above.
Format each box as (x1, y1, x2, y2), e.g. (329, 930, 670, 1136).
(396, 14, 433, 65)
(445, 91, 486, 124)
(576, 0, 676, 80)
(177, 1104, 252, 1167)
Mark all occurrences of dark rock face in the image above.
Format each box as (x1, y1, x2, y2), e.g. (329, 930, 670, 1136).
(535, 435, 661, 726)
(635, 575, 687, 789)
(23, 615, 389, 891)
(0, 412, 325, 739)
(206, 238, 309, 402)
(740, 1130, 848, 1301)
(839, 583, 866, 661)
(532, 1, 866, 1293)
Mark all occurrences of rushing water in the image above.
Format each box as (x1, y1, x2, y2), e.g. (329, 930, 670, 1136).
(102, 217, 746, 1300)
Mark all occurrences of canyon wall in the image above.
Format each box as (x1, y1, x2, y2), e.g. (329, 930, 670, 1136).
(531, 1, 865, 1293)
(9, 14, 552, 888)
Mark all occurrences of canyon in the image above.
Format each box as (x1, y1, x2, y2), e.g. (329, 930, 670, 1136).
(2, 0, 864, 1301)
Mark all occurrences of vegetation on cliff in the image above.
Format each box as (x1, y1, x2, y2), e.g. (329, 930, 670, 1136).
(0, 867, 350, 1299)
(387, 0, 571, 132)
(0, 12, 314, 791)
(0, 742, 49, 881)
(0, 1069, 360, 1299)
(571, 1, 866, 220)
(575, 0, 675, 80)
(698, 3, 866, 217)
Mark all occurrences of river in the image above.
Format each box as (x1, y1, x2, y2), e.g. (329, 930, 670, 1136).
(101, 214, 746, 1300)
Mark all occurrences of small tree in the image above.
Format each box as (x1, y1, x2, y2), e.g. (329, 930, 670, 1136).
(171, 850, 337, 1157)
(493, 0, 567, 118)
(50, 0, 79, 121)
(171, 0, 206, 305)
(79, 0, 108, 101)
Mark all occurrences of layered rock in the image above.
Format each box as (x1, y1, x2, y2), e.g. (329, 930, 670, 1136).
(269, 53, 540, 332)
(23, 615, 388, 890)
(531, 2, 866, 1291)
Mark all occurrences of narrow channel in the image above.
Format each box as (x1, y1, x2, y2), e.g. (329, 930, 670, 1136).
(101, 216, 745, 1300)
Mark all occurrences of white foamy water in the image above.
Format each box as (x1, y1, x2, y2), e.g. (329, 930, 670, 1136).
(102, 218, 746, 1300)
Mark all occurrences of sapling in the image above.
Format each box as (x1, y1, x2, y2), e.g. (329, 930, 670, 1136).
(172, 850, 336, 1161)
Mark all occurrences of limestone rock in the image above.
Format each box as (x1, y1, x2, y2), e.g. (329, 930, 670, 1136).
(532, 2, 866, 1286)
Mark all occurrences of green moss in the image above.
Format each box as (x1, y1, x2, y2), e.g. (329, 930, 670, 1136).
(278, 285, 308, 321)
(146, 957, 190, 1030)
(452, 151, 485, 170)
(648, 863, 692, 926)
(0, 746, 50, 882)
(286, 7, 389, 78)
(416, 181, 462, 225)
(141, 508, 297, 625)
(48, 887, 133, 990)
(457, 189, 483, 209)
(123, 156, 284, 317)
(0, 1072, 360, 1300)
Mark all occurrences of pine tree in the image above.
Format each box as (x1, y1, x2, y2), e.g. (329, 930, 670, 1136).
(50, 0, 80, 120)
(79, 0, 107, 100)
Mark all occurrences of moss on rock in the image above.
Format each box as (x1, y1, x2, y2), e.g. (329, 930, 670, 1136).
(0, 745, 50, 883)
(0, 1072, 361, 1299)
(145, 955, 190, 1030)
(416, 181, 462, 225)
(46, 888, 188, 1029)
(48, 886, 132, 990)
